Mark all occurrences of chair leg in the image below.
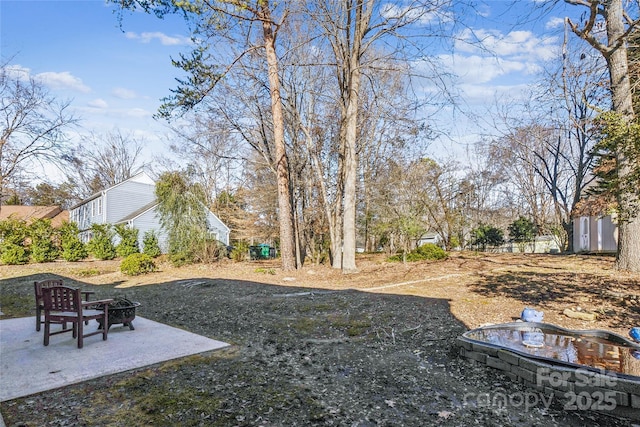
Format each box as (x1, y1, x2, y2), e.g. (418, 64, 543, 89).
(102, 312, 109, 341)
(36, 307, 41, 331)
(43, 319, 50, 346)
(77, 320, 83, 349)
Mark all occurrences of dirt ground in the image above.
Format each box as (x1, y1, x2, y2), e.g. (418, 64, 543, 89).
(1, 252, 639, 426)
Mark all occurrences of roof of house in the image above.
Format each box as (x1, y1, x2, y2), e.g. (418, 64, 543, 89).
(0, 205, 69, 227)
(115, 201, 158, 224)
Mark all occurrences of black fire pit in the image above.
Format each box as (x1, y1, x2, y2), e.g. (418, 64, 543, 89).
(97, 297, 141, 331)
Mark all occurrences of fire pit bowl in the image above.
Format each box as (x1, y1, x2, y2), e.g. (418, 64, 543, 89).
(97, 297, 141, 331)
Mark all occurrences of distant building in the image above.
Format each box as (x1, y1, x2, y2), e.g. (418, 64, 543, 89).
(573, 214, 617, 254)
(417, 232, 442, 247)
(68, 172, 230, 253)
(571, 192, 618, 254)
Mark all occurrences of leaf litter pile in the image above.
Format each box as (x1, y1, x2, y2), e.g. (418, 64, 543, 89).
(1, 252, 638, 426)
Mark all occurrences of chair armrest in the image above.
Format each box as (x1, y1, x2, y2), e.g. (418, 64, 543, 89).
(81, 291, 95, 300)
(82, 299, 114, 308)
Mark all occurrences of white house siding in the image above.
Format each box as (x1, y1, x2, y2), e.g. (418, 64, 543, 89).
(125, 206, 228, 253)
(128, 208, 169, 253)
(71, 202, 92, 233)
(206, 210, 230, 245)
(104, 182, 156, 225)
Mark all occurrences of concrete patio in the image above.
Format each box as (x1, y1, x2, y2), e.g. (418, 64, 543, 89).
(0, 316, 229, 404)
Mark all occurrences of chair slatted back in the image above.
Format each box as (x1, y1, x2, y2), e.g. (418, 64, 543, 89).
(34, 279, 64, 306)
(42, 286, 80, 313)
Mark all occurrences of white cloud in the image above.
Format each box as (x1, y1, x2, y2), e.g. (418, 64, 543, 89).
(125, 31, 191, 46)
(87, 98, 108, 109)
(380, 3, 453, 25)
(455, 28, 560, 62)
(112, 87, 138, 99)
(459, 83, 530, 105)
(439, 54, 541, 85)
(126, 107, 152, 118)
(546, 16, 565, 30)
(3, 64, 31, 81)
(35, 71, 91, 93)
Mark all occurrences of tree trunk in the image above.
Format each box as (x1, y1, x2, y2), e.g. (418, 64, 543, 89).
(605, 0, 640, 272)
(337, 0, 374, 273)
(261, 4, 297, 271)
(341, 61, 360, 273)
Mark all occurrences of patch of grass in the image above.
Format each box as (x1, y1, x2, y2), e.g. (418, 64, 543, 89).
(254, 267, 276, 275)
(84, 383, 222, 426)
(0, 294, 32, 317)
(298, 302, 336, 313)
(74, 267, 103, 277)
(292, 317, 323, 334)
(328, 314, 372, 337)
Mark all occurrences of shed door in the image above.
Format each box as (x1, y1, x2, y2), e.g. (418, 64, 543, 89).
(580, 217, 590, 251)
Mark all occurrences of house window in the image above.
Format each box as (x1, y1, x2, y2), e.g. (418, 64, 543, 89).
(97, 197, 102, 215)
(91, 201, 96, 217)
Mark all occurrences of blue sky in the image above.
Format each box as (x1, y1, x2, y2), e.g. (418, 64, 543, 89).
(1, 0, 575, 179)
(1, 0, 192, 163)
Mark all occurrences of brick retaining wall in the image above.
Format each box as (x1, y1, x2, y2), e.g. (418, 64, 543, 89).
(458, 336, 640, 420)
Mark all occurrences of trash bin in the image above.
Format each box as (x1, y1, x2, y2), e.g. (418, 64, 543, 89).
(250, 244, 275, 260)
(259, 244, 270, 259)
(249, 246, 261, 260)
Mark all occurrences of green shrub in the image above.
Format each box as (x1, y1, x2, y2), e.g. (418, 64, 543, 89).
(60, 237, 87, 261)
(389, 243, 448, 262)
(87, 224, 116, 260)
(470, 224, 505, 251)
(142, 230, 162, 257)
(29, 218, 59, 262)
(411, 243, 448, 261)
(31, 242, 59, 263)
(59, 221, 88, 262)
(0, 217, 29, 246)
(0, 243, 30, 265)
(169, 251, 192, 267)
(120, 253, 157, 276)
(230, 241, 249, 262)
(115, 224, 140, 257)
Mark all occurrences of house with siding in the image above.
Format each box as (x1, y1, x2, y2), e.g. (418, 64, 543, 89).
(69, 172, 230, 253)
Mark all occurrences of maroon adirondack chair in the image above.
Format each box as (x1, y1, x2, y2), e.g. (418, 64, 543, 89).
(41, 286, 113, 349)
(34, 280, 94, 331)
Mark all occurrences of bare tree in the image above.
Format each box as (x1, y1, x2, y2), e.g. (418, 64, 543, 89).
(488, 125, 560, 231)
(311, 0, 452, 272)
(62, 128, 147, 199)
(0, 63, 77, 206)
(368, 157, 429, 256)
(166, 114, 247, 209)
